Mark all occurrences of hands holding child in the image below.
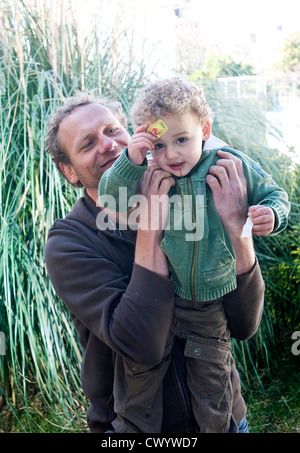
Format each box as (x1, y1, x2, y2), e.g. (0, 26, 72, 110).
(206, 150, 275, 237)
(129, 127, 275, 239)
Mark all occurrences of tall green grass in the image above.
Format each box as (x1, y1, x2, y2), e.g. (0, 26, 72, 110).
(203, 81, 300, 380)
(0, 0, 299, 433)
(0, 0, 149, 431)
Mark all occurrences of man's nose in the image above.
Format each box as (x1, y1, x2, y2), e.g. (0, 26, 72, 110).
(97, 135, 116, 154)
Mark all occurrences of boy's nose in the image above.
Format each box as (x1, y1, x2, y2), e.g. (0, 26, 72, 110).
(165, 146, 178, 160)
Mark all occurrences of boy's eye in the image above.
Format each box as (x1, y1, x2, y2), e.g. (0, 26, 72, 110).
(177, 137, 186, 143)
(154, 143, 164, 150)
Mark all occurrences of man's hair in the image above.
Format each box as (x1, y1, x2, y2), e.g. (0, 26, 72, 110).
(130, 77, 213, 127)
(45, 91, 128, 187)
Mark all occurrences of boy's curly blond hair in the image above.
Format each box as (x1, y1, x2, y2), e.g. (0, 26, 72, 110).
(130, 77, 213, 127)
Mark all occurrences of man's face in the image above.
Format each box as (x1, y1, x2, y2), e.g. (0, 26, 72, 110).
(58, 103, 130, 201)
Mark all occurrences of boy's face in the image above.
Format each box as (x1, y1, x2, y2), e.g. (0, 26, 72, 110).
(149, 112, 211, 177)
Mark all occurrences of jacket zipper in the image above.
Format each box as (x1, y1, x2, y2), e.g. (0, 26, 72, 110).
(187, 178, 197, 300)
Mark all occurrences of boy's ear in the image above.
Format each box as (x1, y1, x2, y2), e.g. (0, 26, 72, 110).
(202, 120, 211, 141)
(59, 162, 79, 185)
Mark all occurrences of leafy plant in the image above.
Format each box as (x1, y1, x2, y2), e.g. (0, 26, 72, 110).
(0, 0, 149, 431)
(281, 31, 300, 72)
(201, 80, 300, 373)
(190, 51, 256, 80)
(0, 0, 299, 433)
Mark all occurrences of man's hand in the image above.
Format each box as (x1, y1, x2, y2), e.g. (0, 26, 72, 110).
(135, 161, 175, 276)
(138, 161, 175, 234)
(128, 125, 155, 166)
(205, 149, 255, 275)
(205, 150, 248, 238)
(248, 205, 275, 236)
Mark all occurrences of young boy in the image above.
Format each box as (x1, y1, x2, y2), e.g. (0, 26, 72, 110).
(98, 77, 290, 433)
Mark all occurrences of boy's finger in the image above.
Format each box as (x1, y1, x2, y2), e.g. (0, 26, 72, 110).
(249, 205, 269, 217)
(132, 132, 156, 141)
(134, 124, 149, 134)
(252, 214, 271, 224)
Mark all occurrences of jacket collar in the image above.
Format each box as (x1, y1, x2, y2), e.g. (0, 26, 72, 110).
(203, 134, 228, 151)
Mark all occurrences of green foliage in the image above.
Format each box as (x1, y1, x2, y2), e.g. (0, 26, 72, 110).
(281, 31, 300, 72)
(244, 359, 300, 433)
(0, 0, 150, 431)
(259, 225, 300, 339)
(200, 80, 300, 374)
(0, 0, 299, 434)
(190, 52, 255, 80)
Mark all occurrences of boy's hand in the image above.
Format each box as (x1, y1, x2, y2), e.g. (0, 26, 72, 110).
(248, 205, 275, 236)
(128, 125, 155, 166)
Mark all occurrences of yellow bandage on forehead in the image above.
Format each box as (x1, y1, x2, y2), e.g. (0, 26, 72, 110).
(146, 119, 168, 139)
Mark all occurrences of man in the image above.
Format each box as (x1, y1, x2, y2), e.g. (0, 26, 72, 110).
(45, 92, 264, 433)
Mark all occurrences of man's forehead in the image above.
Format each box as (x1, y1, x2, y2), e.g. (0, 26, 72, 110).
(65, 103, 116, 125)
(58, 103, 117, 151)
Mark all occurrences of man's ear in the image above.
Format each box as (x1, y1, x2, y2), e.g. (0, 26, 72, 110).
(202, 120, 211, 141)
(59, 162, 79, 185)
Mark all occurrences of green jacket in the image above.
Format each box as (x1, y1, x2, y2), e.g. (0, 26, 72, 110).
(99, 137, 290, 301)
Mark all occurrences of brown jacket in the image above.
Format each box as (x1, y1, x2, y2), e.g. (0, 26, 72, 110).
(45, 190, 265, 432)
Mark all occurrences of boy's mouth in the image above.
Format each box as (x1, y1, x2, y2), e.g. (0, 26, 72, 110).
(169, 162, 184, 172)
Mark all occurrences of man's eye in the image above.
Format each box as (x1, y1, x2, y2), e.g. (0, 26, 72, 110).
(84, 141, 94, 149)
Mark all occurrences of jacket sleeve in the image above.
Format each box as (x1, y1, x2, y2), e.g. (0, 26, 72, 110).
(225, 148, 290, 234)
(246, 163, 290, 234)
(98, 148, 147, 212)
(223, 258, 265, 340)
(45, 219, 175, 366)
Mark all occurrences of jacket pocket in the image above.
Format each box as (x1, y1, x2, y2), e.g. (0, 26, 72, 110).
(201, 232, 235, 288)
(184, 335, 231, 394)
